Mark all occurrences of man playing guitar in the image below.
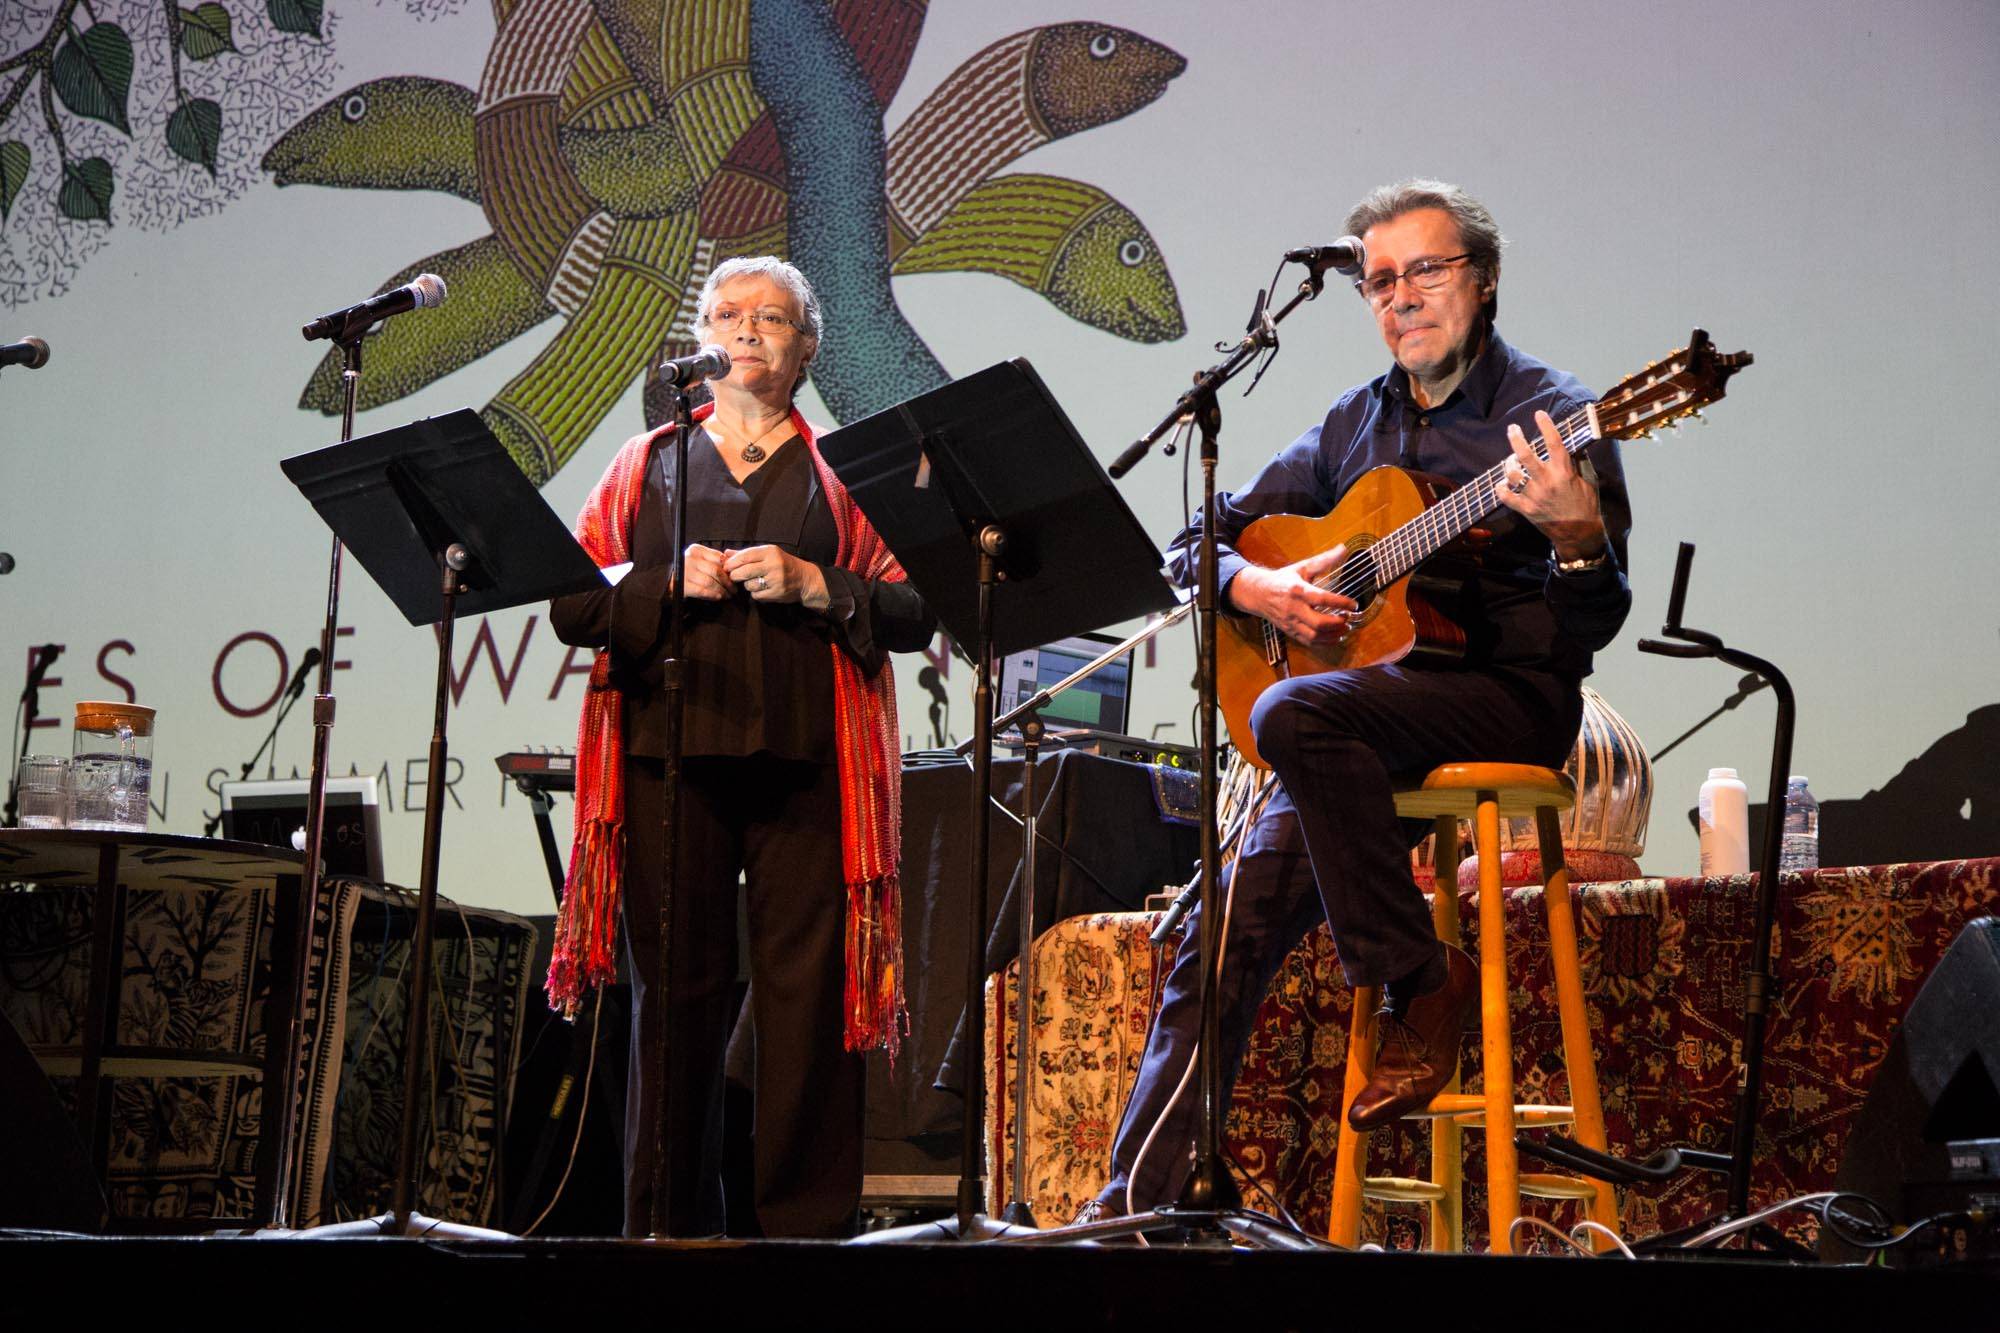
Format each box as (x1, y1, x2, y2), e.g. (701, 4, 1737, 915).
(1087, 179, 1634, 1218)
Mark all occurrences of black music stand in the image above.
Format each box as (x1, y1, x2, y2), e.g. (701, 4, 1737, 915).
(819, 359, 1176, 1240)
(281, 408, 605, 1235)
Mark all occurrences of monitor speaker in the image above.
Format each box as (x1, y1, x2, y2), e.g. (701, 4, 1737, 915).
(1824, 916, 2000, 1266)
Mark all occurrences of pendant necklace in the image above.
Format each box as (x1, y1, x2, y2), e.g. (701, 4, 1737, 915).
(715, 417, 785, 465)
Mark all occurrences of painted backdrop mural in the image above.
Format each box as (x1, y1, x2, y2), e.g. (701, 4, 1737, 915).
(263, 0, 1187, 482)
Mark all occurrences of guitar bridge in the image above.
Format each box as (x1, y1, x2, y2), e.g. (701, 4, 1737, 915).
(1261, 620, 1287, 673)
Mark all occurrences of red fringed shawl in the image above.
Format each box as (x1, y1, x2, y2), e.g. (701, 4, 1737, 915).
(546, 405, 909, 1056)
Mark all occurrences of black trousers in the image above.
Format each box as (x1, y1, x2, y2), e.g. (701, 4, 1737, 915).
(1100, 663, 1582, 1209)
(620, 753, 864, 1237)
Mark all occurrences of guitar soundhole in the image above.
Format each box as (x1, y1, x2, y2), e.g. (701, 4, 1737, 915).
(1339, 541, 1382, 621)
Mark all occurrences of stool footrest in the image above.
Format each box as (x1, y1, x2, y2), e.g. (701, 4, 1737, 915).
(1416, 1095, 1576, 1128)
(1360, 1176, 1452, 1204)
(1517, 1172, 1605, 1201)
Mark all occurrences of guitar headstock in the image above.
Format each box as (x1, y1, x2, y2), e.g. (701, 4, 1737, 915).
(1593, 329, 1753, 442)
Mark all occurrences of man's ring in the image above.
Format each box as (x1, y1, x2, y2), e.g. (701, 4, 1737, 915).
(1509, 477, 1527, 493)
(754, 575, 767, 590)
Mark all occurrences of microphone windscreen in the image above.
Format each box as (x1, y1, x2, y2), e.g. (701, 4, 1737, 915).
(409, 273, 447, 308)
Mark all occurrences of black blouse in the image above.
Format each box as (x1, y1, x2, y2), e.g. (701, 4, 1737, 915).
(549, 428, 933, 762)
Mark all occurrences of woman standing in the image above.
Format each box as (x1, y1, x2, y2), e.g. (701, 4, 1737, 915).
(548, 257, 932, 1237)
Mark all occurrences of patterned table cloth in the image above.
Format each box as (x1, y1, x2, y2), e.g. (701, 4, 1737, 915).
(984, 858, 2000, 1247)
(0, 876, 535, 1227)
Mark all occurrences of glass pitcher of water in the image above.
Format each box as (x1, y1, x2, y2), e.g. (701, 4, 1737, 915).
(70, 702, 155, 833)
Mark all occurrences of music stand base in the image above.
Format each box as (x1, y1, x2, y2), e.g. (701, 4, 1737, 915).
(1003, 1206, 1335, 1251)
(849, 1212, 1036, 1244)
(278, 1211, 516, 1241)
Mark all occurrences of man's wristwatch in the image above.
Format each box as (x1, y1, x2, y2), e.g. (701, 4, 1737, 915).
(1554, 548, 1610, 576)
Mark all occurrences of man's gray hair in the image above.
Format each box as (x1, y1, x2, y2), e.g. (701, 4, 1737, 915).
(1343, 179, 1506, 320)
(694, 255, 824, 343)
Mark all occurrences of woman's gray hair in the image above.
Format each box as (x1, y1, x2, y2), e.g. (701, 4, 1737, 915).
(693, 255, 824, 343)
(1343, 179, 1506, 320)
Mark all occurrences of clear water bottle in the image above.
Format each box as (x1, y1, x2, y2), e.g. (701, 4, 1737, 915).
(1780, 775, 1819, 875)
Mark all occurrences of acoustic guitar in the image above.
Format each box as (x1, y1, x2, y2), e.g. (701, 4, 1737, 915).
(1218, 329, 1753, 768)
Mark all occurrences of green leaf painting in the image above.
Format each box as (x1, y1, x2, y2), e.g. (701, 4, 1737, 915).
(0, 141, 28, 223)
(177, 4, 239, 61)
(58, 157, 115, 222)
(166, 98, 222, 175)
(266, 0, 324, 39)
(51, 23, 136, 135)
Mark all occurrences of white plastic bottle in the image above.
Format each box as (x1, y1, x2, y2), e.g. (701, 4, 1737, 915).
(1780, 776, 1820, 875)
(1698, 767, 1750, 877)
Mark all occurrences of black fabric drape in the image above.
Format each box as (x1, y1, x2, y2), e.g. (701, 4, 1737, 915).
(859, 750, 1200, 1146)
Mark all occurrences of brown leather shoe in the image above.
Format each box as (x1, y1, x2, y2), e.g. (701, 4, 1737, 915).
(1345, 944, 1477, 1131)
(1070, 1196, 1122, 1226)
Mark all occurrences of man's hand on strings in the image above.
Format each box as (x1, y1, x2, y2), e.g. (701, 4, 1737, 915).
(1229, 545, 1358, 646)
(1495, 409, 1608, 561)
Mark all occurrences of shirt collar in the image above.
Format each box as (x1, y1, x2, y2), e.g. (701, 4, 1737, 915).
(1381, 325, 1510, 419)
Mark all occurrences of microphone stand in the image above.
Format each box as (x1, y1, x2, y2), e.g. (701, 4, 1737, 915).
(648, 379, 697, 1237)
(204, 657, 316, 837)
(270, 331, 364, 1228)
(5, 645, 59, 828)
(974, 600, 1199, 1224)
(1014, 257, 1347, 1249)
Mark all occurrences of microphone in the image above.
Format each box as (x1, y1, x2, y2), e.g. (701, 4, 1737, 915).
(1284, 237, 1367, 276)
(286, 647, 323, 701)
(657, 344, 732, 388)
(0, 553, 14, 575)
(0, 336, 49, 369)
(1150, 875, 1201, 945)
(301, 273, 447, 342)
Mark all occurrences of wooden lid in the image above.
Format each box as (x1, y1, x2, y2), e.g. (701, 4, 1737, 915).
(74, 701, 155, 736)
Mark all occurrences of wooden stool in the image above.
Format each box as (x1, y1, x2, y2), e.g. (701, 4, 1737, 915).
(1325, 763, 1620, 1254)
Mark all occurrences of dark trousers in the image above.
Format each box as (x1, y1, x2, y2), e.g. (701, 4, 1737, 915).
(1100, 663, 1581, 1210)
(620, 753, 864, 1237)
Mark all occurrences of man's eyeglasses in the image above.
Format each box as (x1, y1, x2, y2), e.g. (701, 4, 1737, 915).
(704, 308, 808, 335)
(1353, 254, 1472, 307)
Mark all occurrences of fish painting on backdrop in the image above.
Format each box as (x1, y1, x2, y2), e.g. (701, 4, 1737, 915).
(261, 0, 1189, 485)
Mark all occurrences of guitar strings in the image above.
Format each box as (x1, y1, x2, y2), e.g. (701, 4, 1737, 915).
(1311, 407, 1595, 605)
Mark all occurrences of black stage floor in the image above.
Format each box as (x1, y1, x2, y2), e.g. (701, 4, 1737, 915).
(3, 1234, 1989, 1327)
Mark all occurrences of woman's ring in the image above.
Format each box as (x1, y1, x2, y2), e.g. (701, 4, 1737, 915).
(754, 575, 768, 590)
(1509, 477, 1527, 493)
